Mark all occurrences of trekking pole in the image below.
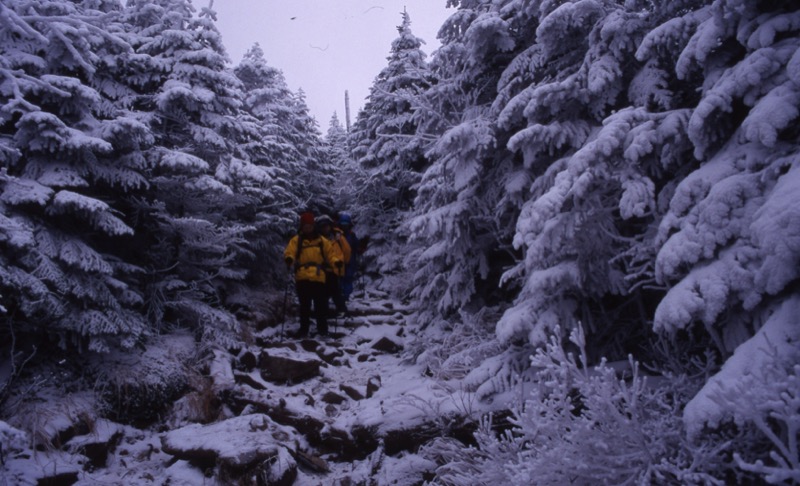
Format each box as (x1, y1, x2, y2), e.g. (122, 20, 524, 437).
(279, 273, 292, 341)
(335, 279, 343, 336)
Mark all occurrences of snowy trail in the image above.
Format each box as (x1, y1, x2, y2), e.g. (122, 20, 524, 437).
(227, 289, 469, 484)
(3, 289, 482, 485)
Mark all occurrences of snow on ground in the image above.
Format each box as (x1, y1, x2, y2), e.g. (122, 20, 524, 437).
(1, 288, 495, 485)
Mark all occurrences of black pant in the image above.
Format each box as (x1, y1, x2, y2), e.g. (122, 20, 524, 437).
(296, 280, 327, 335)
(325, 272, 347, 314)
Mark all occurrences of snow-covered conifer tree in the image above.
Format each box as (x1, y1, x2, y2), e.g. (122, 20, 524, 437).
(494, 0, 665, 350)
(349, 10, 436, 281)
(233, 46, 331, 213)
(231, 43, 306, 285)
(119, 0, 257, 345)
(0, 0, 150, 352)
(644, 3, 800, 478)
(325, 112, 350, 170)
(325, 112, 361, 209)
(413, 0, 800, 481)
(286, 88, 333, 211)
(234, 44, 314, 205)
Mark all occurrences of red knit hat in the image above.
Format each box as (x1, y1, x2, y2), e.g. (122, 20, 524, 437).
(300, 211, 315, 225)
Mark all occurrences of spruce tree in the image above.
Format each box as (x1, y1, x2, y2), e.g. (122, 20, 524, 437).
(326, 112, 361, 209)
(349, 10, 436, 279)
(0, 0, 149, 352)
(289, 89, 333, 211)
(120, 0, 255, 346)
(232, 43, 305, 284)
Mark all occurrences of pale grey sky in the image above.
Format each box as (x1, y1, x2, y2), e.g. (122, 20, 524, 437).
(212, 0, 453, 130)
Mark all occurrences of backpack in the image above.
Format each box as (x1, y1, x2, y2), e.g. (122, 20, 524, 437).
(333, 229, 352, 264)
(294, 233, 329, 272)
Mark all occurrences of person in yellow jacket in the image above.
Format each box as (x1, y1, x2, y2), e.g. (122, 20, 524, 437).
(283, 211, 343, 337)
(316, 215, 350, 317)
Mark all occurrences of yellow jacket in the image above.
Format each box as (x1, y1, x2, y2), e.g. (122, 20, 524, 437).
(329, 228, 351, 276)
(284, 234, 342, 283)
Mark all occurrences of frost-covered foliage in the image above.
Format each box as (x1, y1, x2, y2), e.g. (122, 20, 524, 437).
(94, 332, 197, 425)
(232, 44, 311, 284)
(327, 110, 366, 218)
(422, 327, 732, 485)
(685, 296, 800, 483)
(649, 0, 800, 373)
(365, 0, 800, 481)
(289, 88, 335, 211)
(0, 0, 316, 353)
(0, 0, 147, 352)
(234, 44, 331, 212)
(0, 420, 27, 456)
(641, 1, 800, 474)
(348, 11, 437, 284)
(495, 0, 686, 348)
(118, 0, 258, 346)
(326, 112, 359, 205)
(405, 0, 522, 323)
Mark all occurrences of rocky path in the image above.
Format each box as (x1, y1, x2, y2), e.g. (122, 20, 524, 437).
(159, 288, 483, 485)
(2, 289, 482, 485)
(204, 289, 478, 485)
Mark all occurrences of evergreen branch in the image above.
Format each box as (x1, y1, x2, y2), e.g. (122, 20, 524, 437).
(5, 70, 71, 99)
(0, 4, 47, 43)
(20, 14, 132, 52)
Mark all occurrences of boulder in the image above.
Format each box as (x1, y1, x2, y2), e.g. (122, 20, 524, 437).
(35, 471, 79, 486)
(321, 391, 347, 405)
(225, 389, 359, 460)
(339, 384, 364, 401)
(233, 372, 267, 390)
(237, 351, 257, 370)
(255, 337, 298, 350)
(372, 337, 403, 354)
(294, 449, 329, 473)
(209, 349, 234, 393)
(67, 420, 122, 469)
(316, 346, 344, 365)
(383, 415, 478, 456)
(299, 339, 319, 352)
(161, 414, 296, 482)
(258, 352, 321, 383)
(7, 391, 96, 450)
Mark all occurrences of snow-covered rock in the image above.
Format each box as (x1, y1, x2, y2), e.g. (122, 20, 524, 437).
(258, 350, 321, 383)
(161, 414, 297, 483)
(65, 419, 123, 469)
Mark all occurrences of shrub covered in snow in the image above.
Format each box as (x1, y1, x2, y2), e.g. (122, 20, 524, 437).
(93, 333, 198, 426)
(422, 327, 741, 485)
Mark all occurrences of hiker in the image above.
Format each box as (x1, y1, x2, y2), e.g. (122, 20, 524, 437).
(338, 212, 360, 302)
(283, 211, 342, 337)
(316, 214, 350, 317)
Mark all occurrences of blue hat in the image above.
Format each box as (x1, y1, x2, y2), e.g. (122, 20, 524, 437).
(339, 212, 352, 226)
